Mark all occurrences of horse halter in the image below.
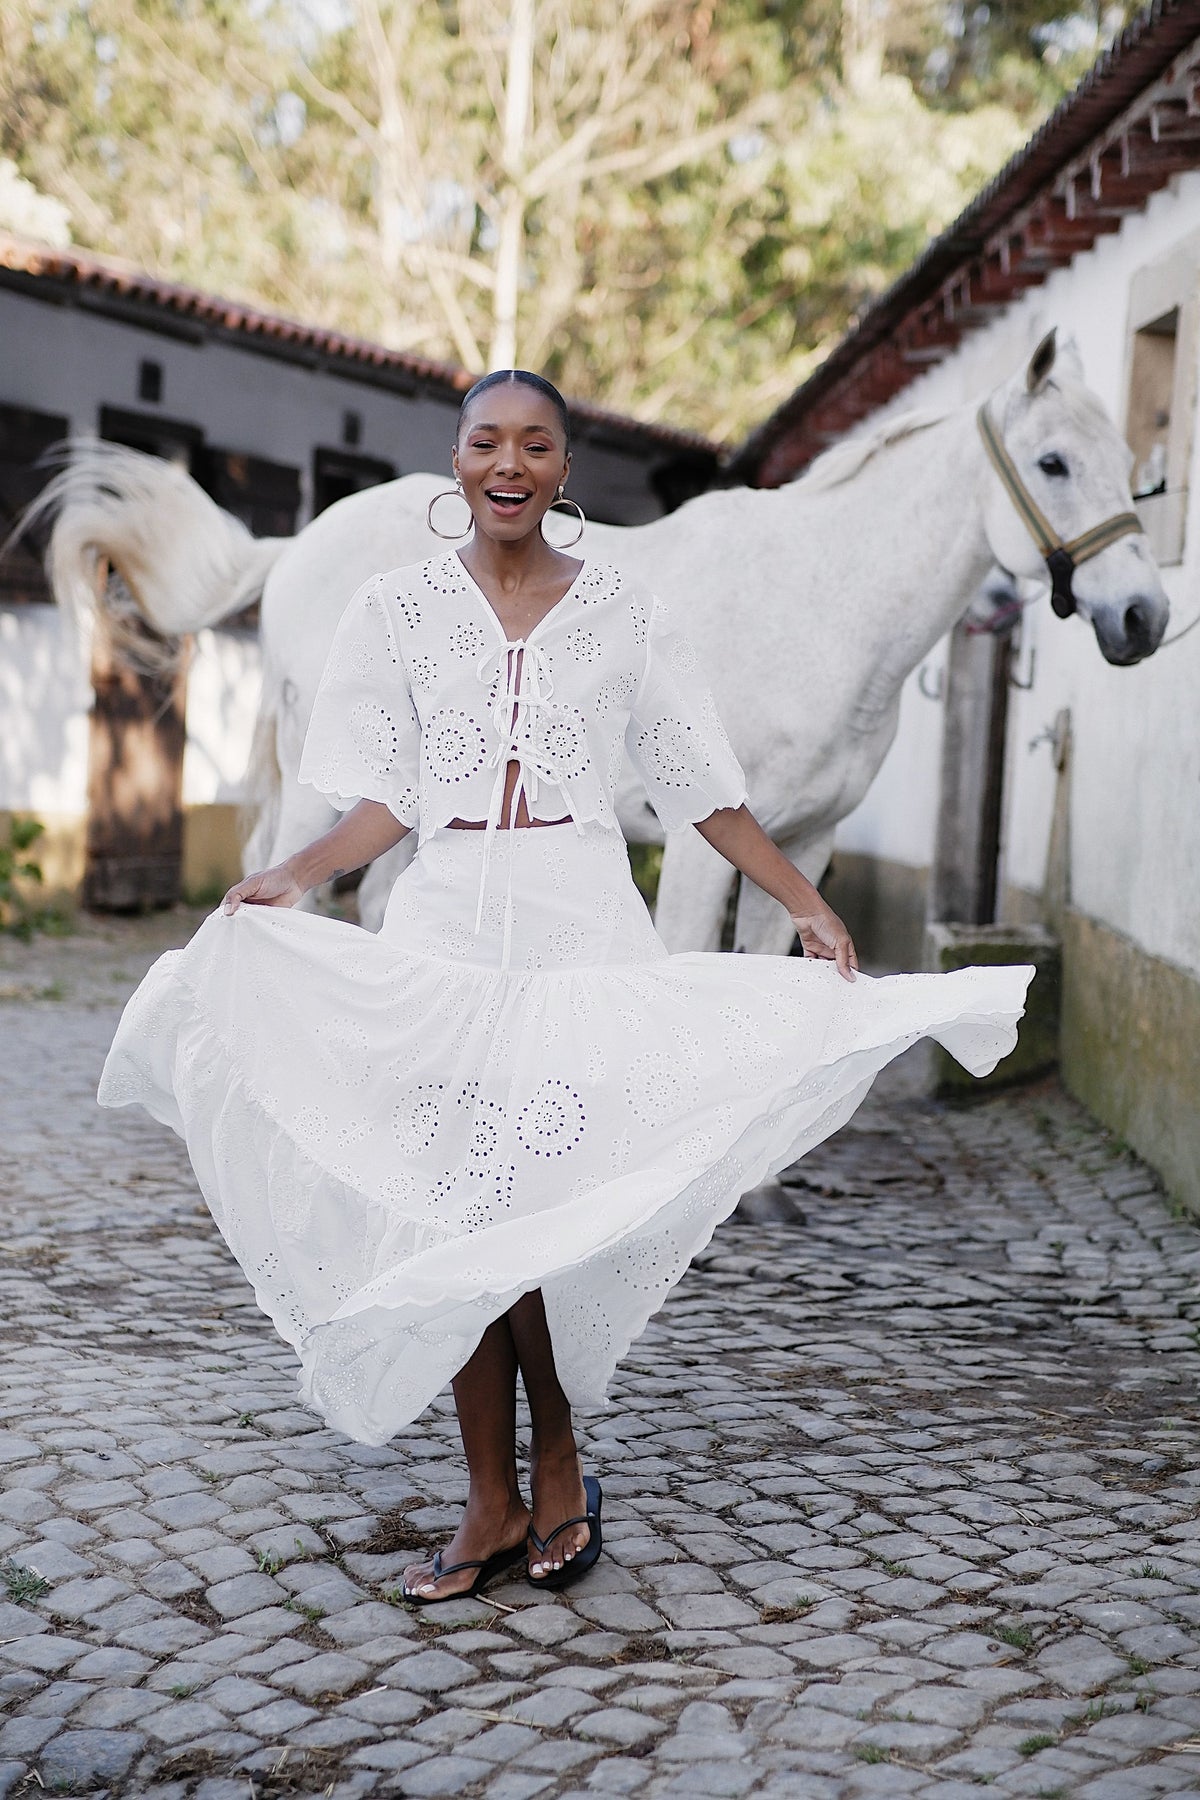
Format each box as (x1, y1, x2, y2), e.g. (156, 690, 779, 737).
(977, 403, 1143, 619)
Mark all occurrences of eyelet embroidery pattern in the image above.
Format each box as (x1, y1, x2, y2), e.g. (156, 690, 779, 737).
(300, 556, 747, 844)
(391, 1084, 443, 1155)
(348, 699, 401, 776)
(636, 718, 705, 788)
(565, 627, 601, 664)
(516, 1079, 587, 1157)
(625, 1050, 698, 1125)
(425, 709, 489, 785)
(450, 620, 487, 661)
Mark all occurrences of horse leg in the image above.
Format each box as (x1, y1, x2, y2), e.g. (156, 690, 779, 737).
(731, 829, 835, 955)
(652, 829, 737, 954)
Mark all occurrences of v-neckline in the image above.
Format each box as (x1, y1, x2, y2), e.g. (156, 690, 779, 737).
(453, 551, 585, 647)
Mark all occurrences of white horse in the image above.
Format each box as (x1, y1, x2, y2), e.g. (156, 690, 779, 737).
(40, 330, 1167, 952)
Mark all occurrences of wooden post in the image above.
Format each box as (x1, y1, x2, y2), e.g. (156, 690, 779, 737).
(83, 559, 190, 911)
(927, 620, 1012, 925)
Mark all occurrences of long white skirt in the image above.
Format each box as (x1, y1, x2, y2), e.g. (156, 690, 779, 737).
(99, 824, 1033, 1445)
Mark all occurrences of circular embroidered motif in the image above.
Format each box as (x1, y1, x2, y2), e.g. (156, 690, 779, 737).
(425, 709, 489, 785)
(625, 1050, 698, 1124)
(391, 1084, 443, 1154)
(530, 709, 590, 782)
(516, 1079, 587, 1157)
(348, 699, 400, 775)
(637, 718, 707, 787)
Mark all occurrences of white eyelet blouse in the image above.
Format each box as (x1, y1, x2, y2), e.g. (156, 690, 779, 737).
(298, 551, 748, 871)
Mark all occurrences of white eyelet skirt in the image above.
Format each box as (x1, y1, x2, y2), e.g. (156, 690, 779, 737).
(99, 824, 1033, 1445)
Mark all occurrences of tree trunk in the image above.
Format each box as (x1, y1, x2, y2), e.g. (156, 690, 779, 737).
(489, 0, 534, 370)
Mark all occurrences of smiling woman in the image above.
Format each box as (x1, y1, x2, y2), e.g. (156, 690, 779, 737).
(98, 366, 1033, 1610)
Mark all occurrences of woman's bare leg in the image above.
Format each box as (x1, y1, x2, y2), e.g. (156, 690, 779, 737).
(508, 1290, 591, 1576)
(401, 1316, 530, 1599)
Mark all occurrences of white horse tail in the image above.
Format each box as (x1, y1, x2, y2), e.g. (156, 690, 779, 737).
(23, 439, 289, 673)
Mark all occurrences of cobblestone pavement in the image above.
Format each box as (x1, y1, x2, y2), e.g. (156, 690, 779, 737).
(3, 916, 1200, 1800)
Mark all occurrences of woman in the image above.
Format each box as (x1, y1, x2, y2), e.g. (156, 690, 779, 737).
(99, 369, 1032, 1603)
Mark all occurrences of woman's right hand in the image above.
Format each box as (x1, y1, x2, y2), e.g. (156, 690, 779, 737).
(222, 863, 305, 914)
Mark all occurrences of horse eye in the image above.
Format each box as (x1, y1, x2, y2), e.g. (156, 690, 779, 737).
(1038, 453, 1068, 478)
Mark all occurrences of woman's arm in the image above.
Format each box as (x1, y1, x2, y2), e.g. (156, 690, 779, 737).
(222, 800, 410, 914)
(694, 804, 858, 981)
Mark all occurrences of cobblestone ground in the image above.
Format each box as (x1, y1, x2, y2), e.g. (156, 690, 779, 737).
(2, 916, 1200, 1800)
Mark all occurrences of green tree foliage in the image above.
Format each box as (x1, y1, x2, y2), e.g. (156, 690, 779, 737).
(0, 0, 1132, 440)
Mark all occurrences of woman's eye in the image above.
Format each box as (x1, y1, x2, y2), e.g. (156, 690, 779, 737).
(1038, 453, 1068, 478)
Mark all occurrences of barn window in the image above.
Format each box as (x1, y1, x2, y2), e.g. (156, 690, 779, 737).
(0, 403, 70, 604)
(313, 447, 396, 515)
(1124, 238, 1200, 566)
(138, 359, 163, 403)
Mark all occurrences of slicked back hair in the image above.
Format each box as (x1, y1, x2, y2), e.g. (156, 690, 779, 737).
(457, 369, 571, 449)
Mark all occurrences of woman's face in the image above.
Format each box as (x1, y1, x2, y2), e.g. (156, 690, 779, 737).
(453, 385, 571, 544)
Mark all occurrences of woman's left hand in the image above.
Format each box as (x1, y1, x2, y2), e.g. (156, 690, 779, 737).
(789, 906, 859, 982)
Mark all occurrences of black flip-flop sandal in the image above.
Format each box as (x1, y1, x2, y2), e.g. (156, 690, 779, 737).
(402, 1539, 525, 1606)
(527, 1475, 603, 1591)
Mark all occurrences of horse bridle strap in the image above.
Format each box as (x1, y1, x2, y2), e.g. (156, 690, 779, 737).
(977, 403, 1142, 620)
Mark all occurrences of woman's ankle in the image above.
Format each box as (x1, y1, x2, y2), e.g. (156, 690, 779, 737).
(529, 1431, 580, 1475)
(463, 1474, 527, 1522)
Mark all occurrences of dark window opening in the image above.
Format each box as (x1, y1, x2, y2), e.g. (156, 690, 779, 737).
(313, 447, 396, 515)
(1128, 308, 1178, 499)
(138, 359, 164, 404)
(0, 403, 71, 604)
(342, 409, 362, 448)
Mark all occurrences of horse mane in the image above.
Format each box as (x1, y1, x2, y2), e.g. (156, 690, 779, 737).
(798, 405, 954, 493)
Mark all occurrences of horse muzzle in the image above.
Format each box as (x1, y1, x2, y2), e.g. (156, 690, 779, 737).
(1090, 592, 1169, 666)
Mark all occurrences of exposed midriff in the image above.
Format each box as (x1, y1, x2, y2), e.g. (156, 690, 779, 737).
(448, 759, 570, 829)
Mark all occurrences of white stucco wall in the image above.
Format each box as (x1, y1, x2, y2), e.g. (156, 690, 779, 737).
(833, 170, 1200, 982)
(0, 604, 92, 813)
(181, 630, 263, 807)
(0, 605, 261, 812)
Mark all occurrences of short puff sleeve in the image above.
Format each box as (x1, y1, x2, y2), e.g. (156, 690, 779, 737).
(625, 595, 747, 830)
(298, 575, 420, 828)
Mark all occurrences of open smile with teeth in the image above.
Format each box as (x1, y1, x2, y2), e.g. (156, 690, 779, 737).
(485, 489, 533, 511)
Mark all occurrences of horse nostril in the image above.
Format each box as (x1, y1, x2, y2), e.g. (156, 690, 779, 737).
(1124, 599, 1151, 646)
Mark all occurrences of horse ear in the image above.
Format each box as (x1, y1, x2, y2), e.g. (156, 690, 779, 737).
(1026, 329, 1058, 393)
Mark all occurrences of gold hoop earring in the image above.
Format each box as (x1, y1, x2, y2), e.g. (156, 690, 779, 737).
(543, 488, 586, 549)
(426, 481, 473, 540)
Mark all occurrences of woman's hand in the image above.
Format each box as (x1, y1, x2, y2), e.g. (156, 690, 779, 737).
(789, 905, 859, 982)
(222, 863, 305, 915)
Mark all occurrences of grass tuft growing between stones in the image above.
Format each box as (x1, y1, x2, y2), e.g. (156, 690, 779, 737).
(1019, 1733, 1058, 1755)
(994, 1622, 1035, 1651)
(1, 1559, 50, 1605)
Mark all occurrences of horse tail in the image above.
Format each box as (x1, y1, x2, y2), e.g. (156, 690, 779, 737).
(19, 438, 289, 674)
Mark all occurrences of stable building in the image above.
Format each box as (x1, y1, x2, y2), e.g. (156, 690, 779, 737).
(0, 231, 716, 908)
(731, 0, 1200, 1204)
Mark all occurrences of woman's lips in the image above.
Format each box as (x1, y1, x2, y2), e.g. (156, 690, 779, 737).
(484, 489, 533, 515)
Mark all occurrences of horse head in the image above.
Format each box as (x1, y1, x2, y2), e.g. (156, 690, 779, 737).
(980, 329, 1169, 666)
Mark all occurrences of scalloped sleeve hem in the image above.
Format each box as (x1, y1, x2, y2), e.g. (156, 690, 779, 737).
(625, 594, 748, 832)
